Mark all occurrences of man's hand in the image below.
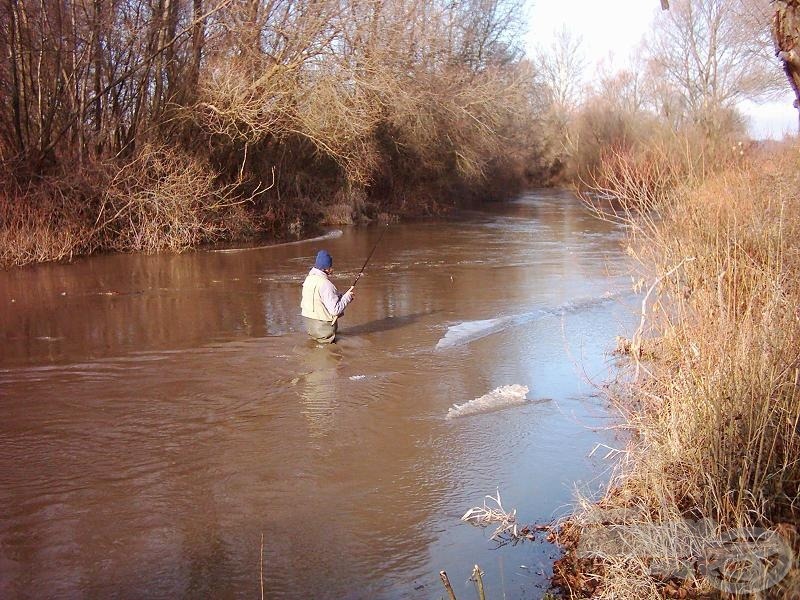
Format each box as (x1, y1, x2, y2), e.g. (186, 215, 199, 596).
(345, 286, 355, 299)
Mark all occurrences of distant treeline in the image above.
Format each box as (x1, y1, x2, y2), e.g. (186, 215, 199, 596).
(0, 0, 548, 266)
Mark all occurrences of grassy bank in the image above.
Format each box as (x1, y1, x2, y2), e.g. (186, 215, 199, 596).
(553, 139, 800, 598)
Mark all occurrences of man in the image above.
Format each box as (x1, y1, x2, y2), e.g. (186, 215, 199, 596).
(300, 250, 355, 344)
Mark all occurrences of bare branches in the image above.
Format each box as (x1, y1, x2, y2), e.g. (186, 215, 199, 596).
(1, 0, 534, 265)
(94, 142, 259, 253)
(645, 0, 785, 133)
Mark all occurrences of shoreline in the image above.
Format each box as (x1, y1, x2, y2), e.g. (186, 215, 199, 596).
(546, 141, 800, 599)
(206, 228, 345, 253)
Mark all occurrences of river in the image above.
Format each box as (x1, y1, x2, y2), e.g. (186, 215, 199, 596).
(0, 190, 634, 599)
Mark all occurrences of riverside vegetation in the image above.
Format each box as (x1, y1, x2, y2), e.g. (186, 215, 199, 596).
(0, 0, 793, 270)
(551, 137, 800, 598)
(0, 0, 547, 267)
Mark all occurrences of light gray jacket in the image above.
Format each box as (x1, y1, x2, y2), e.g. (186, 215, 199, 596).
(300, 268, 353, 322)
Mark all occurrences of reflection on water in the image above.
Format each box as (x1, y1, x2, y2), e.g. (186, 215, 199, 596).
(295, 343, 345, 439)
(0, 190, 635, 599)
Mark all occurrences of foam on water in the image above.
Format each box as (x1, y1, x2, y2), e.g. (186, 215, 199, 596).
(435, 291, 623, 350)
(446, 384, 530, 419)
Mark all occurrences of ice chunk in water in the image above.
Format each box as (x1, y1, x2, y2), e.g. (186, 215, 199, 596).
(435, 291, 627, 350)
(446, 384, 530, 419)
(435, 317, 511, 350)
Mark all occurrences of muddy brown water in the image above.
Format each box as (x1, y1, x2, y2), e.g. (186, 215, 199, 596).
(0, 190, 635, 599)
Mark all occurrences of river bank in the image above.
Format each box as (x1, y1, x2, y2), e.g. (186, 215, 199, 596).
(1, 0, 550, 271)
(549, 141, 800, 598)
(0, 170, 533, 269)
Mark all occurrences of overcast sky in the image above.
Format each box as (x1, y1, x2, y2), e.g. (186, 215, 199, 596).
(524, 0, 798, 139)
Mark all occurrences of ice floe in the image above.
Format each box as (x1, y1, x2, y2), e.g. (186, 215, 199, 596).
(436, 292, 623, 350)
(446, 384, 530, 419)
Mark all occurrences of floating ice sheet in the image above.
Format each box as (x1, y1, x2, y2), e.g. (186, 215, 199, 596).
(446, 384, 530, 419)
(435, 292, 623, 350)
(435, 317, 510, 350)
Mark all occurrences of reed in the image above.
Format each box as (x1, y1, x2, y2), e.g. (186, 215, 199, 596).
(0, 174, 96, 268)
(557, 139, 800, 598)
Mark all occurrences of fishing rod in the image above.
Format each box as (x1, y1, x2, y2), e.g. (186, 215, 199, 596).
(330, 224, 388, 328)
(349, 223, 389, 289)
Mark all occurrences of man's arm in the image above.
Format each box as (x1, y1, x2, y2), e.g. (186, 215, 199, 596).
(319, 281, 354, 317)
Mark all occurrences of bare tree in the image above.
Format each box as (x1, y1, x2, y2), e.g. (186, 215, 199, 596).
(645, 0, 784, 134)
(533, 26, 585, 115)
(0, 0, 543, 265)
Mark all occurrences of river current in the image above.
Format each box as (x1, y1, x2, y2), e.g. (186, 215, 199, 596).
(0, 190, 634, 599)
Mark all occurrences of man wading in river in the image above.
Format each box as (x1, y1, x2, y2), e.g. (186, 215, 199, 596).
(300, 250, 355, 344)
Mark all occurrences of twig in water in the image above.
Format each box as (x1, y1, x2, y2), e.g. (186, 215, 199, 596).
(439, 570, 458, 600)
(260, 533, 264, 600)
(471, 565, 486, 600)
(462, 490, 553, 546)
(589, 443, 628, 460)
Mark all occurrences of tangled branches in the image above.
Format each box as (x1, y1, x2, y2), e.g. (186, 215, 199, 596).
(95, 143, 255, 253)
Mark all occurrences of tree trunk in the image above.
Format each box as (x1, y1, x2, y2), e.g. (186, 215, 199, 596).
(7, 0, 26, 155)
(773, 0, 800, 131)
(188, 0, 204, 96)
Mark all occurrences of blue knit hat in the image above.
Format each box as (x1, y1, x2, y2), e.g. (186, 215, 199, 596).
(315, 250, 333, 270)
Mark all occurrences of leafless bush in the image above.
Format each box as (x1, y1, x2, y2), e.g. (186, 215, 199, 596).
(319, 187, 372, 225)
(1, 0, 539, 266)
(95, 144, 245, 253)
(0, 174, 97, 268)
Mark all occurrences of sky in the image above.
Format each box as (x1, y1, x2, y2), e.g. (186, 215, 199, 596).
(524, 0, 798, 139)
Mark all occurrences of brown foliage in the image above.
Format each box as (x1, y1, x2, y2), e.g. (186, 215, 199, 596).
(563, 140, 800, 598)
(0, 0, 540, 266)
(95, 144, 250, 253)
(0, 173, 96, 268)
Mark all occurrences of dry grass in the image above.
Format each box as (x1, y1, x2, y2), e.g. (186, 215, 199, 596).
(318, 187, 373, 226)
(561, 139, 800, 599)
(0, 144, 267, 268)
(462, 491, 523, 543)
(0, 175, 96, 268)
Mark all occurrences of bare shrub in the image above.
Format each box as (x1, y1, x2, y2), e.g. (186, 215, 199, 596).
(2, 0, 538, 266)
(320, 203, 354, 226)
(320, 187, 372, 226)
(95, 144, 244, 253)
(0, 174, 98, 268)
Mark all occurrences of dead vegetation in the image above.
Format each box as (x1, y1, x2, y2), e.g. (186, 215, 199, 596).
(554, 139, 800, 599)
(0, 0, 540, 268)
(461, 490, 552, 547)
(0, 174, 96, 267)
(95, 143, 256, 253)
